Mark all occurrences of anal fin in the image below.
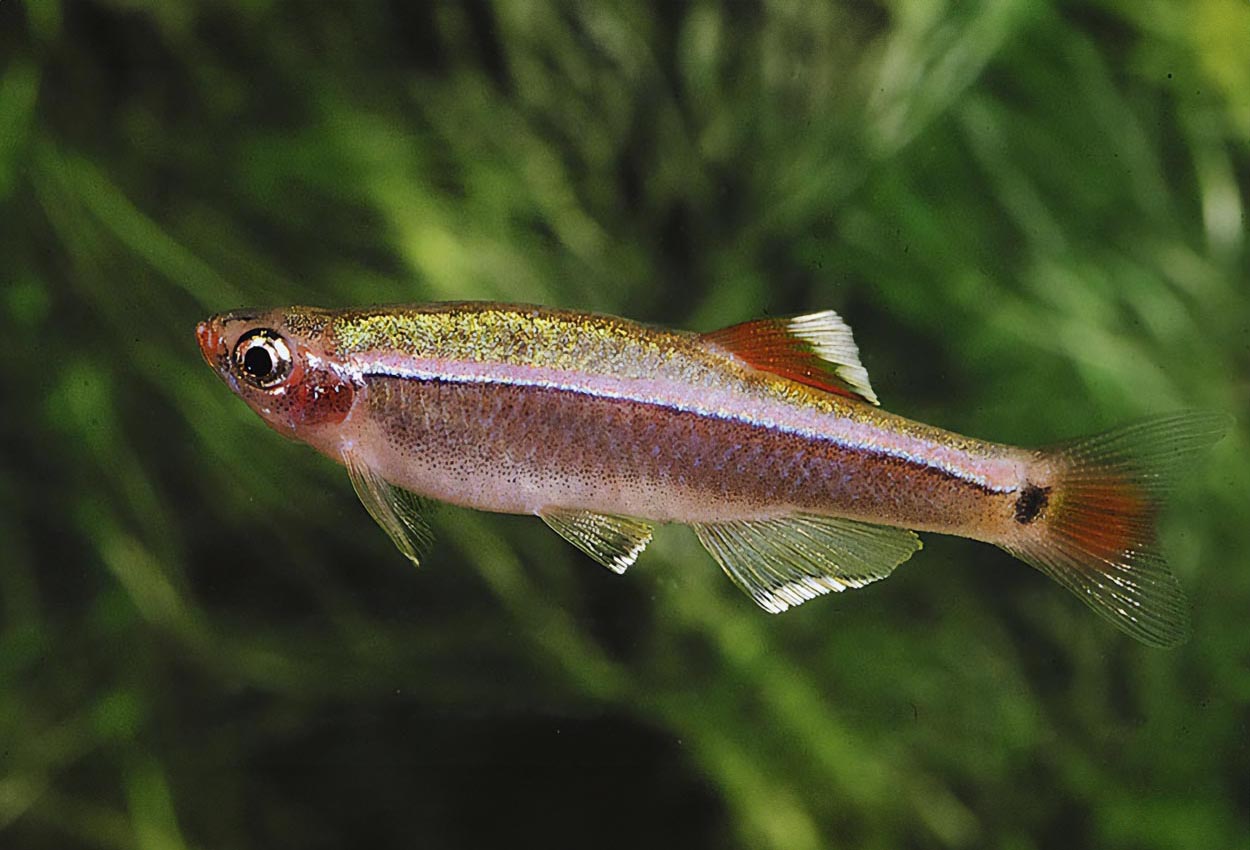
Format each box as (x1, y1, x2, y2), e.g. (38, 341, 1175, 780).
(692, 513, 920, 612)
(540, 508, 654, 574)
(344, 450, 435, 566)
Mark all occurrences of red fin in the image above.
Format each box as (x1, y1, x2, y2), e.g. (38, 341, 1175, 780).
(703, 311, 879, 404)
(1001, 411, 1230, 647)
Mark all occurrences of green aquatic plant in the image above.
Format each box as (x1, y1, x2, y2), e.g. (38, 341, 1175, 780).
(1, 2, 1246, 848)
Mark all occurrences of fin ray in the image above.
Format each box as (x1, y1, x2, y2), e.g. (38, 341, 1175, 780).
(540, 508, 654, 574)
(1002, 410, 1230, 647)
(692, 513, 920, 612)
(704, 310, 879, 404)
(344, 451, 435, 566)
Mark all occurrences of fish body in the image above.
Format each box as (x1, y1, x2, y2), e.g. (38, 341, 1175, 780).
(197, 302, 1227, 646)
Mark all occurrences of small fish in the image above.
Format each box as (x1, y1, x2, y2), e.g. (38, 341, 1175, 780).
(197, 303, 1228, 646)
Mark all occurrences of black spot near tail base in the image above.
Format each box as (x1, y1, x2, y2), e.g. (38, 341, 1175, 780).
(1014, 484, 1049, 524)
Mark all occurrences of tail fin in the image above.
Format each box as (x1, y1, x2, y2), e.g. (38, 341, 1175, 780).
(1002, 411, 1230, 647)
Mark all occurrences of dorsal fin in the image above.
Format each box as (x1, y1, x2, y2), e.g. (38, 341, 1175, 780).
(703, 310, 879, 405)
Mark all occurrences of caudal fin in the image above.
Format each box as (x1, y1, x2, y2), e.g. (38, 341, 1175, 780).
(1001, 411, 1230, 647)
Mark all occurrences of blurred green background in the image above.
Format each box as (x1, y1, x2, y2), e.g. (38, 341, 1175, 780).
(1, 1, 1247, 848)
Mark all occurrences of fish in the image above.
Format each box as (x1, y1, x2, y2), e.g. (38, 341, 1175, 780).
(196, 302, 1229, 646)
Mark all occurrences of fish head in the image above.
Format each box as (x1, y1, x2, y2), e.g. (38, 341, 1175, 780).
(197, 306, 357, 438)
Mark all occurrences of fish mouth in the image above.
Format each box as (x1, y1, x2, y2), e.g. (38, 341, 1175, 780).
(196, 319, 226, 366)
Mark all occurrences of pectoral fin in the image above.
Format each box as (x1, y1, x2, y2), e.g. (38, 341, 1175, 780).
(540, 508, 654, 574)
(692, 513, 920, 612)
(344, 451, 435, 566)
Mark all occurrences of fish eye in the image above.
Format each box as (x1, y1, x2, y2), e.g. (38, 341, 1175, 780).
(233, 329, 293, 389)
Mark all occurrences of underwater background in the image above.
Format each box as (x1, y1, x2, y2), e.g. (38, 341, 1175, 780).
(1, 2, 1247, 848)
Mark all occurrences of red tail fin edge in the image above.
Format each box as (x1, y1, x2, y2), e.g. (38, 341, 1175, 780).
(1002, 411, 1230, 647)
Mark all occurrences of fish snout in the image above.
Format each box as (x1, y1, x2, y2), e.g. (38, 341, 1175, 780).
(196, 319, 226, 366)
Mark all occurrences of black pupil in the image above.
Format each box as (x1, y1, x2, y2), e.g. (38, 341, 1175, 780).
(242, 344, 274, 379)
